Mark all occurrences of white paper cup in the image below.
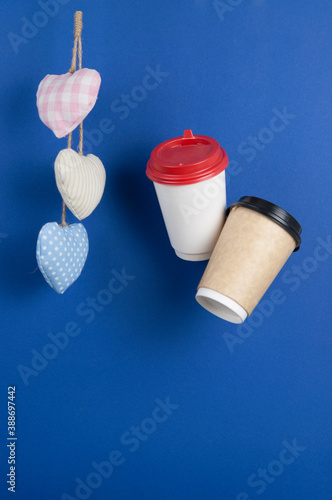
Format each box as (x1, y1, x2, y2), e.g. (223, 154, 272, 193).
(146, 130, 229, 261)
(153, 171, 226, 260)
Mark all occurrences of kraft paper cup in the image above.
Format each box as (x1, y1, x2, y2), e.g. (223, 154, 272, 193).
(146, 130, 229, 261)
(196, 196, 302, 323)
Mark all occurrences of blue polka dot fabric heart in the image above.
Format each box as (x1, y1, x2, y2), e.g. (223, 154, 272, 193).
(36, 222, 89, 294)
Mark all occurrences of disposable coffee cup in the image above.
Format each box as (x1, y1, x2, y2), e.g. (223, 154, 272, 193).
(146, 130, 229, 261)
(196, 196, 302, 323)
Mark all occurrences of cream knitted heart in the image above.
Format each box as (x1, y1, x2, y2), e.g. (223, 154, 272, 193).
(55, 148, 106, 220)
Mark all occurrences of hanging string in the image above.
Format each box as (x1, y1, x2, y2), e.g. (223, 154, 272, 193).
(61, 11, 83, 227)
(67, 11, 83, 153)
(61, 200, 68, 227)
(69, 11, 83, 72)
(77, 32, 83, 156)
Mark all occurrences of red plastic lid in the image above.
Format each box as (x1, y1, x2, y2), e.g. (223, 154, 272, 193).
(146, 130, 229, 185)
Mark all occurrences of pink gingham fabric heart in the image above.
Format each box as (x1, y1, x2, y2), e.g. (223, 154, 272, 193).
(36, 68, 101, 138)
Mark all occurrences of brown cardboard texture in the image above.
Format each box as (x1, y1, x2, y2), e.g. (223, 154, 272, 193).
(198, 206, 297, 315)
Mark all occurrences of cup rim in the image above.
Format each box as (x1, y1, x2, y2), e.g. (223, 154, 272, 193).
(226, 196, 302, 251)
(196, 287, 248, 324)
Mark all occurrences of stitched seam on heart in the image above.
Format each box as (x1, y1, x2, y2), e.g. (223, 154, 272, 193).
(55, 160, 81, 220)
(55, 150, 106, 220)
(77, 156, 105, 218)
(55, 151, 89, 220)
(80, 155, 104, 217)
(58, 186, 80, 218)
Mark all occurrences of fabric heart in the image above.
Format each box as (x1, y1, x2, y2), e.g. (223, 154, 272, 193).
(36, 222, 89, 294)
(36, 68, 101, 138)
(55, 148, 106, 220)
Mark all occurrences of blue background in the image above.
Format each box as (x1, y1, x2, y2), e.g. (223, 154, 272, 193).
(1, 0, 331, 499)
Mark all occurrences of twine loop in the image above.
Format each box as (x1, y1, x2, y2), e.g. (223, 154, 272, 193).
(73, 11, 83, 38)
(68, 11, 83, 74)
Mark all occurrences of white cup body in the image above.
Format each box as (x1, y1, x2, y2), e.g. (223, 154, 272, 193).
(153, 171, 226, 261)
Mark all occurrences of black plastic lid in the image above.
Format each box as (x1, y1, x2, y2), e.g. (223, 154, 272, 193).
(226, 196, 302, 251)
